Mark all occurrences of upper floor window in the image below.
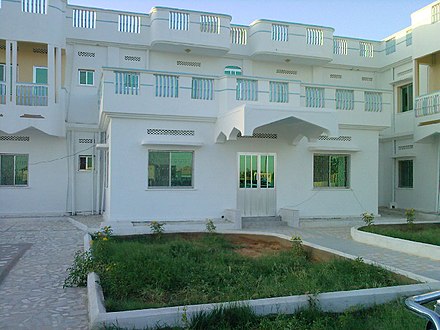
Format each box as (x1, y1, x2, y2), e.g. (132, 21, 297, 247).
(0, 64, 5, 82)
(0, 154, 28, 186)
(360, 42, 374, 58)
(398, 159, 413, 188)
(231, 27, 247, 45)
(313, 154, 349, 188)
(115, 71, 139, 95)
(73, 9, 96, 29)
(399, 83, 413, 113)
(155, 74, 178, 98)
(169, 11, 189, 30)
(432, 3, 440, 23)
(33, 66, 47, 84)
(269, 81, 288, 103)
(272, 24, 288, 42)
(191, 78, 214, 100)
(118, 14, 141, 34)
(406, 30, 412, 46)
(224, 66, 242, 76)
(364, 91, 382, 112)
(200, 15, 220, 34)
(385, 38, 396, 55)
(336, 89, 354, 110)
(79, 69, 94, 86)
(148, 151, 193, 188)
(333, 38, 348, 55)
(236, 79, 258, 101)
(306, 28, 324, 45)
(305, 87, 325, 108)
(22, 0, 46, 14)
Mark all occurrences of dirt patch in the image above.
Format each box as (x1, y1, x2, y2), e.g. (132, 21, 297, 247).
(224, 234, 292, 258)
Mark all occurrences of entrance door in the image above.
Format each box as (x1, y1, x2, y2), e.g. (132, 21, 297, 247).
(237, 153, 276, 216)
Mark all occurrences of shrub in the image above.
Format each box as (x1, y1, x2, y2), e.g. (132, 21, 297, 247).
(205, 219, 216, 234)
(405, 208, 415, 227)
(150, 221, 165, 238)
(63, 250, 94, 287)
(362, 212, 375, 226)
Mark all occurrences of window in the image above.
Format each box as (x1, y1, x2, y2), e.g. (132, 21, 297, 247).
(115, 71, 139, 95)
(224, 66, 242, 76)
(360, 42, 374, 58)
(0, 154, 28, 186)
(269, 81, 288, 103)
(313, 154, 349, 188)
(236, 79, 258, 101)
(385, 38, 396, 55)
(399, 83, 413, 113)
(398, 159, 413, 188)
(305, 87, 325, 108)
(406, 30, 412, 46)
(79, 155, 93, 171)
(148, 151, 193, 188)
(272, 24, 288, 42)
(364, 92, 382, 112)
(191, 78, 214, 100)
(155, 74, 179, 98)
(33, 66, 48, 84)
(0, 64, 4, 82)
(336, 89, 354, 110)
(79, 70, 94, 86)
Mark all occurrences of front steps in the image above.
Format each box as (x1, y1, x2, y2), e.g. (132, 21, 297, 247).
(242, 216, 286, 229)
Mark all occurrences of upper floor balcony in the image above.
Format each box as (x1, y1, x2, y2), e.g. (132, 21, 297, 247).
(0, 40, 65, 137)
(98, 68, 390, 144)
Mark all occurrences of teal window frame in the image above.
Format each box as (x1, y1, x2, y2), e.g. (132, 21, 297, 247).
(313, 154, 350, 188)
(398, 159, 413, 188)
(148, 151, 193, 188)
(399, 83, 413, 113)
(33, 66, 48, 84)
(79, 155, 93, 171)
(79, 69, 94, 86)
(0, 154, 29, 186)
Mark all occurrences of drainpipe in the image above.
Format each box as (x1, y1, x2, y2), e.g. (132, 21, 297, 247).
(70, 131, 76, 215)
(436, 136, 440, 213)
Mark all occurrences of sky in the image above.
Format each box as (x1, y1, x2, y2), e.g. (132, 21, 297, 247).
(69, 0, 434, 40)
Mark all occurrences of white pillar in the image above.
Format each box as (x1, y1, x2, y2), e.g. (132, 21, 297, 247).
(5, 41, 11, 104)
(55, 47, 62, 104)
(48, 44, 55, 105)
(7, 41, 18, 105)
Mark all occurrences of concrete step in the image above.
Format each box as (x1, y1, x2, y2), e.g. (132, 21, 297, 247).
(242, 216, 286, 229)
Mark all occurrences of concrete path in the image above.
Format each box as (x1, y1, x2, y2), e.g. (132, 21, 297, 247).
(245, 217, 440, 282)
(0, 217, 88, 330)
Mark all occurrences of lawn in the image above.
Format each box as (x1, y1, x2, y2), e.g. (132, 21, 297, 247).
(91, 233, 414, 312)
(360, 223, 440, 246)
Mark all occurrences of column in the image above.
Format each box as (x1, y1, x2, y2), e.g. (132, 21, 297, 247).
(55, 47, 62, 104)
(5, 41, 11, 104)
(48, 44, 55, 105)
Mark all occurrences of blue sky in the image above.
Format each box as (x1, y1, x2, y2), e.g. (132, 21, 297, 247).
(70, 0, 433, 40)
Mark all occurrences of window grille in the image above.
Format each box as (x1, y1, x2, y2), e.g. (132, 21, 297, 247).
(360, 42, 374, 58)
(269, 81, 288, 103)
(155, 74, 179, 98)
(306, 28, 323, 45)
(333, 38, 348, 55)
(236, 79, 258, 101)
(169, 11, 189, 30)
(22, 0, 46, 14)
(115, 71, 139, 95)
(191, 78, 214, 100)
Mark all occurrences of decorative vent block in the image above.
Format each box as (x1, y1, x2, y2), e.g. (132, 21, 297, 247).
(276, 69, 297, 75)
(78, 51, 95, 57)
(362, 77, 373, 82)
(237, 132, 278, 139)
(147, 129, 195, 136)
(79, 138, 94, 144)
(318, 135, 352, 142)
(33, 48, 47, 54)
(330, 74, 342, 79)
(125, 56, 141, 62)
(177, 61, 201, 67)
(0, 136, 30, 142)
(398, 145, 414, 151)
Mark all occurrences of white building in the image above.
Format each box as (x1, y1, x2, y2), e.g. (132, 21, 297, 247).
(0, 0, 439, 226)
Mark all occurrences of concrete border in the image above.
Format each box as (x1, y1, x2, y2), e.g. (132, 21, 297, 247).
(351, 226, 440, 261)
(86, 231, 440, 329)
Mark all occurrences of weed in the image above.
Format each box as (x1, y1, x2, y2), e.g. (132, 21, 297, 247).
(405, 208, 415, 227)
(205, 219, 216, 234)
(362, 212, 375, 226)
(63, 250, 94, 287)
(150, 221, 165, 238)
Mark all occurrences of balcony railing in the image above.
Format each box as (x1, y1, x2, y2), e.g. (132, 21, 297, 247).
(16, 83, 48, 106)
(415, 91, 440, 117)
(0, 82, 6, 105)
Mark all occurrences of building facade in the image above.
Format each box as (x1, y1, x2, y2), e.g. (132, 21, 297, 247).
(0, 0, 439, 224)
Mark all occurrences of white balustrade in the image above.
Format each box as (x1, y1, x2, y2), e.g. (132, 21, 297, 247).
(16, 83, 48, 106)
(415, 91, 440, 117)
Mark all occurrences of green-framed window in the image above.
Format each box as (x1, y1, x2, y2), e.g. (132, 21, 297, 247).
(399, 83, 413, 113)
(148, 151, 193, 188)
(0, 154, 29, 186)
(313, 154, 349, 188)
(79, 155, 93, 171)
(79, 69, 94, 86)
(398, 159, 413, 188)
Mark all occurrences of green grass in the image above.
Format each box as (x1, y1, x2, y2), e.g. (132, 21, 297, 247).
(91, 233, 414, 312)
(104, 301, 427, 330)
(360, 223, 440, 246)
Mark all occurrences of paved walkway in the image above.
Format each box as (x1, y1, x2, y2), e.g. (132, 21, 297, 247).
(0, 217, 88, 330)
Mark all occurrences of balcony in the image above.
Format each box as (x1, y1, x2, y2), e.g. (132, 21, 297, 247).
(149, 7, 231, 56)
(414, 91, 440, 142)
(16, 83, 48, 106)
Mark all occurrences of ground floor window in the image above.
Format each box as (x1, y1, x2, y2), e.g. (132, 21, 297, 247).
(0, 154, 28, 186)
(398, 159, 413, 188)
(148, 151, 193, 188)
(313, 154, 349, 188)
(79, 155, 93, 171)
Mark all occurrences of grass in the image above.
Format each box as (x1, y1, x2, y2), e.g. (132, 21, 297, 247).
(360, 223, 440, 246)
(103, 300, 427, 330)
(91, 233, 414, 312)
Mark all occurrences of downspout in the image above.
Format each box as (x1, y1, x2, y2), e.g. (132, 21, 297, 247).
(70, 131, 76, 215)
(436, 136, 440, 213)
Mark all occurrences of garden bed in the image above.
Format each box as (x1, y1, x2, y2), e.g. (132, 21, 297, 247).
(90, 233, 415, 312)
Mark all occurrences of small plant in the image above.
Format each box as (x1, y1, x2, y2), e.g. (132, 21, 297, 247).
(181, 306, 190, 329)
(362, 212, 375, 226)
(290, 235, 303, 255)
(206, 219, 217, 233)
(94, 225, 113, 241)
(63, 250, 94, 287)
(149, 221, 165, 238)
(405, 208, 415, 227)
